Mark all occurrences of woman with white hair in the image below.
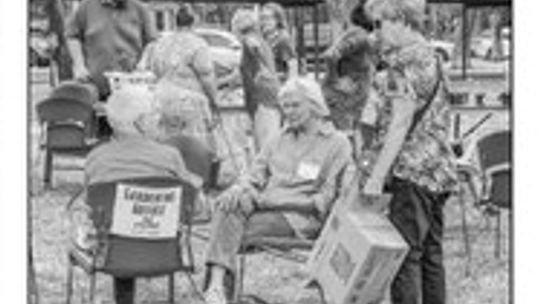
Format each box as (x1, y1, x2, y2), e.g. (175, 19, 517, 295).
(84, 86, 202, 304)
(202, 76, 353, 304)
(361, 1, 458, 304)
(227, 8, 281, 151)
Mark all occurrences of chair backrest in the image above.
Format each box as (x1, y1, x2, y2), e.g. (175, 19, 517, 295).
(166, 135, 220, 190)
(489, 169, 511, 209)
(37, 97, 96, 149)
(86, 176, 197, 277)
(477, 130, 511, 171)
(36, 98, 94, 124)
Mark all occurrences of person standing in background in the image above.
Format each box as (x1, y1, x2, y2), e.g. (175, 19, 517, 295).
(138, 3, 219, 149)
(66, 0, 157, 100)
(65, 0, 157, 138)
(230, 9, 281, 151)
(260, 2, 298, 82)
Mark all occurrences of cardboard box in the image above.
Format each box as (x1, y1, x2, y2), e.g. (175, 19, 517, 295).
(308, 195, 409, 304)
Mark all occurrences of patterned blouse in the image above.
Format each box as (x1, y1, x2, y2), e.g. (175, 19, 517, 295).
(363, 36, 458, 194)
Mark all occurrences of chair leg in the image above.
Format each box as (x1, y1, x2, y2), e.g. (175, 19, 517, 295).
(495, 211, 502, 258)
(459, 184, 472, 276)
(233, 255, 246, 303)
(65, 258, 73, 304)
(44, 149, 53, 189)
(168, 274, 175, 304)
(88, 272, 96, 304)
(28, 250, 39, 304)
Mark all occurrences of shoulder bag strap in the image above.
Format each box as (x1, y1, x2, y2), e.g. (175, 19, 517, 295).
(405, 55, 444, 138)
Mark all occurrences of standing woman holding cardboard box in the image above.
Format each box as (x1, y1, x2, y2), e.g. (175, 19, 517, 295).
(361, 0, 459, 304)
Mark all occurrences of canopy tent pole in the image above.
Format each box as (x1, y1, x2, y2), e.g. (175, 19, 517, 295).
(313, 3, 320, 80)
(461, 3, 468, 79)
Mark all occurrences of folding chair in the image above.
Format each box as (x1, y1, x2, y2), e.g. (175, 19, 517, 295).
(36, 81, 99, 188)
(233, 215, 323, 304)
(65, 176, 197, 304)
(476, 130, 511, 258)
(230, 163, 356, 304)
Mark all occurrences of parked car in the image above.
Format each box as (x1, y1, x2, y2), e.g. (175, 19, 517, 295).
(158, 28, 241, 78)
(194, 28, 242, 76)
(470, 27, 511, 60)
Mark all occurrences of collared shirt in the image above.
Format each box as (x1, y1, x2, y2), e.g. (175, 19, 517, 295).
(65, 0, 157, 97)
(85, 136, 198, 186)
(240, 122, 353, 238)
(369, 36, 458, 193)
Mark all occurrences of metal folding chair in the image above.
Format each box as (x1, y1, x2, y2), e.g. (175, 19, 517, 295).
(65, 176, 197, 304)
(36, 82, 99, 188)
(234, 234, 322, 304)
(476, 130, 511, 258)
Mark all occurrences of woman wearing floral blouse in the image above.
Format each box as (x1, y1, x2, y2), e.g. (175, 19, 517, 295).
(362, 1, 458, 304)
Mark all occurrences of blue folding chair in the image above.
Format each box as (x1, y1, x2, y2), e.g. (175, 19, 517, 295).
(65, 176, 197, 304)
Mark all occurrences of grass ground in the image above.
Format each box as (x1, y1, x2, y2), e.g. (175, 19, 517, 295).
(29, 68, 510, 304)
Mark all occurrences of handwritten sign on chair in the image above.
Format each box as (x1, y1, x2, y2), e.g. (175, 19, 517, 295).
(111, 184, 182, 239)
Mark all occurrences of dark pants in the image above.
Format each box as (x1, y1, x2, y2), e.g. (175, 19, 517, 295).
(386, 177, 449, 304)
(114, 277, 135, 304)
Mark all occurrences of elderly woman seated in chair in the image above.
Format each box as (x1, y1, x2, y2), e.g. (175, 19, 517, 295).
(203, 76, 354, 304)
(83, 86, 202, 304)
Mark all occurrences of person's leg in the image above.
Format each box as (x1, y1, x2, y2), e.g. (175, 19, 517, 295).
(204, 209, 295, 299)
(205, 209, 249, 291)
(243, 211, 296, 241)
(387, 178, 431, 304)
(421, 193, 448, 304)
(113, 277, 135, 304)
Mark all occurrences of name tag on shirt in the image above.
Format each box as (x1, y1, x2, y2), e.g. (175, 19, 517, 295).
(297, 161, 321, 180)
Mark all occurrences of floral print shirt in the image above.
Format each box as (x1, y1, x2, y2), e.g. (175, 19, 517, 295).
(364, 37, 458, 193)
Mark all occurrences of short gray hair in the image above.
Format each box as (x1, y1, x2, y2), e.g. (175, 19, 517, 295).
(279, 76, 330, 117)
(105, 86, 158, 134)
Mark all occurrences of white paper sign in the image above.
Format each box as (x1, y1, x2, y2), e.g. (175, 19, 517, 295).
(110, 184, 182, 239)
(297, 161, 321, 180)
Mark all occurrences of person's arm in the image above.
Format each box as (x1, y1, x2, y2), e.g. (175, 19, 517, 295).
(171, 150, 204, 190)
(294, 137, 353, 217)
(363, 74, 417, 194)
(215, 137, 274, 211)
(192, 46, 219, 112)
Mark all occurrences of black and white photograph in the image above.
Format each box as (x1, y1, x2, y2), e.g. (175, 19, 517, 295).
(4, 0, 519, 303)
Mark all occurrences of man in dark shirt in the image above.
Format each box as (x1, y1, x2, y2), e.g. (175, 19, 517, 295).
(65, 0, 157, 100)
